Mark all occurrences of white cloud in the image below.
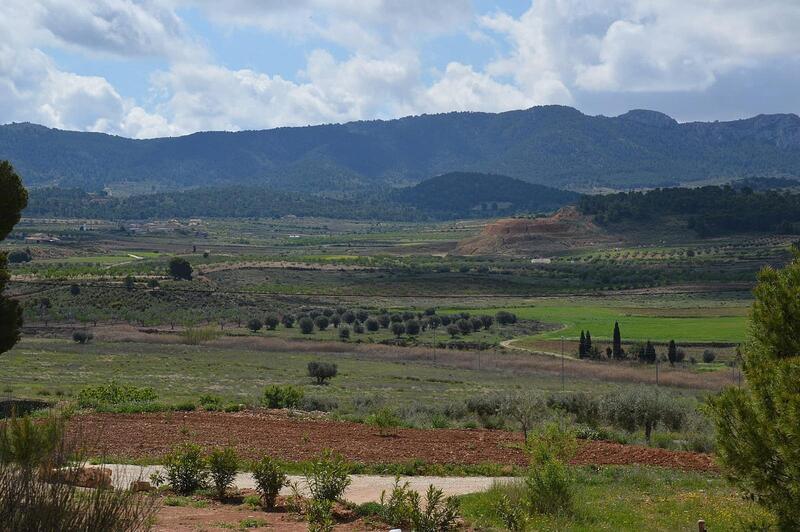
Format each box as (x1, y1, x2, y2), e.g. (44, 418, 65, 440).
(415, 62, 534, 114)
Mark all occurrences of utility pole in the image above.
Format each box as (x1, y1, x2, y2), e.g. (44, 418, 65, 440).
(561, 335, 565, 392)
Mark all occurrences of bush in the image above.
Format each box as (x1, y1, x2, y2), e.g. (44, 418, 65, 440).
(0, 413, 158, 531)
(365, 318, 379, 332)
(168, 257, 192, 280)
(264, 315, 279, 330)
(298, 396, 339, 413)
(547, 392, 602, 427)
(702, 349, 717, 363)
(499, 392, 549, 439)
(199, 394, 223, 411)
(457, 319, 472, 335)
(299, 317, 315, 334)
(495, 310, 517, 325)
(251, 456, 287, 510)
(281, 314, 295, 328)
(77, 381, 157, 408)
(314, 316, 330, 331)
(405, 319, 420, 336)
(390, 322, 405, 337)
(7, 250, 31, 263)
(72, 330, 93, 344)
(306, 498, 335, 532)
(353, 321, 365, 334)
(306, 450, 351, 502)
(524, 423, 577, 516)
(69, 284, 80, 295)
(262, 384, 304, 409)
(307, 361, 337, 385)
(247, 319, 263, 332)
(207, 447, 238, 498)
(338, 326, 350, 340)
(446, 324, 459, 338)
(164, 443, 209, 495)
(366, 407, 402, 436)
(378, 479, 459, 532)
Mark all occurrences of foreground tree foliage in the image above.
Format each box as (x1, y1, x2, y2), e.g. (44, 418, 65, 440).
(709, 254, 800, 529)
(0, 161, 27, 357)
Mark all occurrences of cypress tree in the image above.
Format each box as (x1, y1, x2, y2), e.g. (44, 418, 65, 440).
(667, 340, 677, 365)
(612, 321, 623, 359)
(579, 330, 586, 357)
(585, 330, 593, 355)
(645, 340, 657, 363)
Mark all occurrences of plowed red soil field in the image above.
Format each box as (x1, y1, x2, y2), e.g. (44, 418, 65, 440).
(69, 410, 716, 472)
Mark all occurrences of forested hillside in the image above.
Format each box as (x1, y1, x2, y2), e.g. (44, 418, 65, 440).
(23, 173, 576, 221)
(579, 186, 800, 236)
(3, 106, 800, 193)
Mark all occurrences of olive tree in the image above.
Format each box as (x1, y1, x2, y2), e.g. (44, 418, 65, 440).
(603, 387, 684, 443)
(709, 254, 800, 529)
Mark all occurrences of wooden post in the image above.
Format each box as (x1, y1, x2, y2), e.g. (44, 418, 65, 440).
(698, 519, 706, 532)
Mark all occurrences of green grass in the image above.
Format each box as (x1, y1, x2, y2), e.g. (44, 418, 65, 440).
(448, 301, 749, 343)
(459, 466, 775, 531)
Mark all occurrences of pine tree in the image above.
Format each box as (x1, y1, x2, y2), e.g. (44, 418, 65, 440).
(709, 253, 800, 528)
(579, 330, 586, 357)
(0, 161, 28, 357)
(612, 321, 623, 359)
(667, 340, 677, 365)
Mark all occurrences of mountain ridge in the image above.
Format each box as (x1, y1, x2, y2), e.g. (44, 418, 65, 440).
(2, 105, 800, 192)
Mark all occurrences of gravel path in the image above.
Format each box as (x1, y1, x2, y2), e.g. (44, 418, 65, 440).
(100, 464, 513, 504)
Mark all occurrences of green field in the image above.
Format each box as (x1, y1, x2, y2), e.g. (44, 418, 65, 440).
(447, 301, 750, 343)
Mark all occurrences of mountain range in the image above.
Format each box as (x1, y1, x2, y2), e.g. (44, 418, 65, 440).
(2, 106, 800, 193)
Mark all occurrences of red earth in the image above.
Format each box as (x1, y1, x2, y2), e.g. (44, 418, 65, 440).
(69, 410, 716, 472)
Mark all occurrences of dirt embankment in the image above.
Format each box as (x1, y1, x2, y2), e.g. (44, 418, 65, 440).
(455, 206, 622, 256)
(70, 411, 716, 472)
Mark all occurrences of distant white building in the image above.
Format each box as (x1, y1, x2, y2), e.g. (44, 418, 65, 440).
(530, 257, 552, 264)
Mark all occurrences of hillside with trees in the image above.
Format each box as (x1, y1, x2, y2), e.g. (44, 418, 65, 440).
(2, 106, 800, 193)
(23, 173, 577, 221)
(578, 185, 800, 236)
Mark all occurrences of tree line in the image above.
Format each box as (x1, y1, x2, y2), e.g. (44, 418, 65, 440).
(579, 185, 800, 236)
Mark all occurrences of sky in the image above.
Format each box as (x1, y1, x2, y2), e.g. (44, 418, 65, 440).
(1, 0, 799, 138)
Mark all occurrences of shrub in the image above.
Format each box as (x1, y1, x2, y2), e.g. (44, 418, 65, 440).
(299, 317, 315, 334)
(457, 319, 472, 335)
(547, 392, 602, 427)
(365, 318, 379, 332)
(207, 447, 238, 498)
(341, 311, 355, 324)
(306, 498, 335, 532)
(405, 319, 420, 336)
(164, 443, 209, 495)
(356, 309, 369, 322)
(390, 322, 405, 337)
(168, 257, 192, 280)
(480, 315, 494, 329)
(263, 314, 279, 330)
(378, 479, 459, 532)
(366, 407, 402, 436)
(7, 250, 31, 263)
(262, 384, 304, 409)
(306, 450, 351, 502)
(307, 361, 337, 385)
(377, 314, 390, 328)
(0, 413, 158, 531)
(146, 279, 159, 288)
(77, 381, 157, 408)
(298, 396, 338, 413)
(199, 394, 223, 411)
(314, 316, 330, 331)
(251, 456, 287, 509)
(495, 310, 517, 325)
(702, 349, 717, 363)
(524, 423, 578, 516)
(352, 321, 365, 334)
(247, 319, 263, 332)
(69, 284, 80, 295)
(446, 324, 459, 338)
(338, 326, 350, 340)
(72, 330, 93, 344)
(281, 314, 295, 328)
